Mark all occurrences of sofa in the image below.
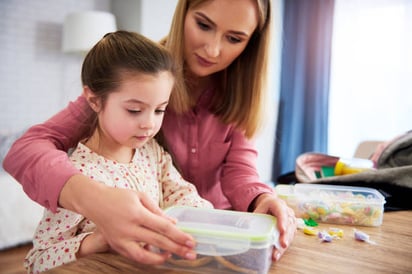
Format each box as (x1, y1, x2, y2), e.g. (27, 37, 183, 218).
(0, 130, 43, 250)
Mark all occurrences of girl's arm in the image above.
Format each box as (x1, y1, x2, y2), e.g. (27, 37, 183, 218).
(2, 96, 92, 211)
(24, 208, 94, 273)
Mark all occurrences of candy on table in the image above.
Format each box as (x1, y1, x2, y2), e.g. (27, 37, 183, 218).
(301, 226, 343, 243)
(303, 227, 319, 236)
(353, 229, 376, 245)
(317, 231, 333, 242)
(297, 218, 318, 231)
(303, 218, 318, 227)
(328, 227, 344, 238)
(296, 218, 306, 229)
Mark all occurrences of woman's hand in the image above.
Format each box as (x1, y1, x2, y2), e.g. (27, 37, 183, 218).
(252, 193, 297, 262)
(60, 174, 197, 265)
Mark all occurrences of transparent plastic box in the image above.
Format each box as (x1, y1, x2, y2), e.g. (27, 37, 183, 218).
(162, 206, 279, 274)
(276, 184, 386, 226)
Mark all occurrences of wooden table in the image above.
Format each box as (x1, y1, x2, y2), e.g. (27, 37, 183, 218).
(45, 211, 412, 274)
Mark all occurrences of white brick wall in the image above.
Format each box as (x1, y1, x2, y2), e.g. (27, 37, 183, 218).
(0, 0, 111, 132)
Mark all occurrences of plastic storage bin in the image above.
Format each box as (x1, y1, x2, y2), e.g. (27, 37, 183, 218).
(276, 184, 385, 226)
(162, 206, 279, 274)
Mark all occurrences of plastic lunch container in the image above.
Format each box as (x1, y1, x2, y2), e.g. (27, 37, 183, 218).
(275, 184, 385, 226)
(162, 206, 279, 274)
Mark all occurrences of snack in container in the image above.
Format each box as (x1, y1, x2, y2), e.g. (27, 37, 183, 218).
(162, 206, 280, 274)
(275, 184, 385, 226)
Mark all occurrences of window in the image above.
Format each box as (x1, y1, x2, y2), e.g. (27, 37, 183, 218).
(328, 0, 412, 157)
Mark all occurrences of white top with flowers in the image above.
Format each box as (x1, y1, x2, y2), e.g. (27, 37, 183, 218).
(25, 139, 212, 273)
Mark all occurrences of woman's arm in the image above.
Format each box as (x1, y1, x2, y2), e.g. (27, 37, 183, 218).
(219, 129, 274, 211)
(2, 96, 92, 211)
(62, 177, 199, 264)
(221, 130, 296, 262)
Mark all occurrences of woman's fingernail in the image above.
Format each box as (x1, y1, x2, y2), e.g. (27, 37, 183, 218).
(185, 251, 196, 260)
(185, 240, 195, 248)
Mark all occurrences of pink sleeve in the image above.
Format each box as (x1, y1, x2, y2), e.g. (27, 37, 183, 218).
(2, 96, 93, 211)
(221, 130, 274, 212)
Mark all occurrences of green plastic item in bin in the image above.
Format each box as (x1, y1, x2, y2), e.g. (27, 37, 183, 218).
(164, 206, 280, 256)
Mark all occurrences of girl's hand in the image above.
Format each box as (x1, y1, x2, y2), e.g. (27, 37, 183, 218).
(252, 193, 297, 262)
(60, 175, 197, 265)
(77, 229, 110, 257)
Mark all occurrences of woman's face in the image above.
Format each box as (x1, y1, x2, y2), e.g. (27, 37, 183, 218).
(184, 0, 259, 77)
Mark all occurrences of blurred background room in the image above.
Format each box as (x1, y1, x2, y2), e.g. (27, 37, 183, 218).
(0, 0, 411, 250)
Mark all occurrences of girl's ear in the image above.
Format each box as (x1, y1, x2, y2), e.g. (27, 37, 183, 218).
(83, 86, 101, 112)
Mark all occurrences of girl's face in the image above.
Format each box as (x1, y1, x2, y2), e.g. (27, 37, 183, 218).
(184, 0, 258, 77)
(95, 71, 174, 149)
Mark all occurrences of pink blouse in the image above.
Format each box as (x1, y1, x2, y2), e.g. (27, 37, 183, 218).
(3, 90, 274, 212)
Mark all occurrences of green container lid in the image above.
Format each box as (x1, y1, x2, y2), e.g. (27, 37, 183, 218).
(164, 206, 279, 256)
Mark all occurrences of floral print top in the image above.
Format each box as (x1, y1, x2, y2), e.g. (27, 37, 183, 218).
(25, 139, 212, 273)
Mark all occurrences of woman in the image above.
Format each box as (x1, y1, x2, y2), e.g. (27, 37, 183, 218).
(4, 0, 296, 265)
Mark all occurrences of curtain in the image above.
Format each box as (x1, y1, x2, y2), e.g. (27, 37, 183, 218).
(272, 0, 335, 181)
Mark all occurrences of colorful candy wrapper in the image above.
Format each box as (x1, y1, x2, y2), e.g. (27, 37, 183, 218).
(303, 227, 318, 236)
(328, 227, 344, 238)
(354, 229, 376, 245)
(318, 231, 333, 242)
(296, 218, 306, 230)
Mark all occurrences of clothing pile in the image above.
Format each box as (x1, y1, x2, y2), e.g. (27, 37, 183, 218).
(284, 131, 412, 210)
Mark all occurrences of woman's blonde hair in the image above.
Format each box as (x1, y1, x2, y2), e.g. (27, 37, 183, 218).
(163, 0, 272, 138)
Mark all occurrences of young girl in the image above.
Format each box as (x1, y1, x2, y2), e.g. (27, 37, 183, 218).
(4, 0, 296, 264)
(24, 30, 212, 273)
